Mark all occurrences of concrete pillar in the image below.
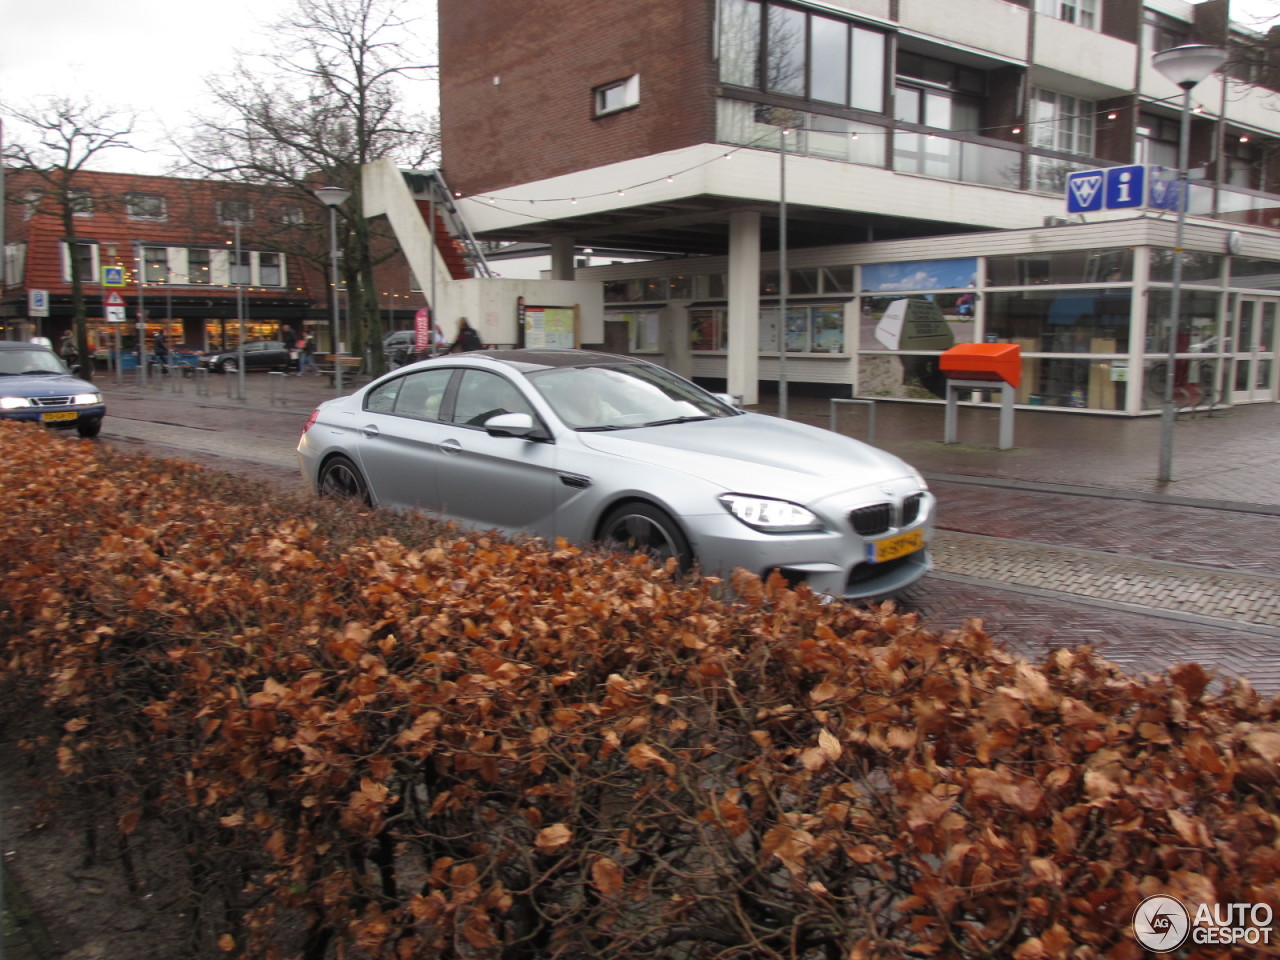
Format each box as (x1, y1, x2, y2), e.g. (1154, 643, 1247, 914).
(726, 211, 761, 405)
(549, 236, 576, 280)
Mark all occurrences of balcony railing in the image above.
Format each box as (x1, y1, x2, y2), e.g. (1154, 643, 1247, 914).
(716, 99, 1280, 225)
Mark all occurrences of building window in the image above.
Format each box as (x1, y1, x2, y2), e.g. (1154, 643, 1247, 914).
(595, 75, 640, 116)
(127, 193, 167, 220)
(1031, 88, 1095, 156)
(230, 250, 251, 285)
(143, 247, 169, 283)
(218, 199, 253, 224)
(718, 0, 887, 114)
(21, 191, 41, 220)
(1143, 9, 1189, 52)
(69, 189, 93, 217)
(1136, 113, 1179, 169)
(188, 248, 212, 285)
(61, 240, 98, 284)
(259, 251, 283, 286)
(280, 206, 305, 225)
(1036, 0, 1098, 31)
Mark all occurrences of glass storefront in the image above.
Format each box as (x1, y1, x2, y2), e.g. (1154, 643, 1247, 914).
(594, 242, 1280, 414)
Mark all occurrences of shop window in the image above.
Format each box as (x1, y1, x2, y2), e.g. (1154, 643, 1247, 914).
(760, 304, 847, 354)
(822, 266, 854, 293)
(987, 248, 1133, 286)
(1149, 250, 1221, 284)
(986, 290, 1132, 354)
(691, 309, 728, 351)
(1230, 258, 1280, 290)
(1144, 289, 1220, 355)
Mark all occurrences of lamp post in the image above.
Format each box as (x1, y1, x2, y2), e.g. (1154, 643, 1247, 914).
(314, 185, 351, 395)
(1150, 43, 1227, 484)
(778, 126, 789, 419)
(233, 220, 246, 401)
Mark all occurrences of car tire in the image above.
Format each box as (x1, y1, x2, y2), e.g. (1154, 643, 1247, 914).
(599, 502, 692, 572)
(77, 420, 102, 439)
(318, 455, 370, 504)
(222, 359, 238, 374)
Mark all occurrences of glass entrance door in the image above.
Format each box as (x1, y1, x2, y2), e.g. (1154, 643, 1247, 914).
(1232, 297, 1278, 404)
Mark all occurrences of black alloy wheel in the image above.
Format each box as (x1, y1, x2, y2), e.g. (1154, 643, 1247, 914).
(599, 502, 692, 572)
(318, 455, 370, 504)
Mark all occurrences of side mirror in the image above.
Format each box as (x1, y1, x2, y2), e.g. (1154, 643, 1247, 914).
(483, 412, 541, 438)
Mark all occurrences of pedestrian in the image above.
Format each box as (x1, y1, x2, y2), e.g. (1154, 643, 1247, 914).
(430, 322, 446, 356)
(281, 325, 297, 349)
(449, 318, 484, 353)
(299, 334, 320, 375)
(59, 330, 78, 366)
(152, 330, 170, 373)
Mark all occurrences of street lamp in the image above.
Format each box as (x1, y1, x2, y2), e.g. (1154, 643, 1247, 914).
(314, 185, 351, 395)
(1150, 43, 1227, 484)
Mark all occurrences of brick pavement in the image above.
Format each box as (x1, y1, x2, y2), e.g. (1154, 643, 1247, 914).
(95, 371, 1280, 696)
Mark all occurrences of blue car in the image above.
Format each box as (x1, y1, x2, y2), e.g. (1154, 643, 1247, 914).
(0, 341, 106, 438)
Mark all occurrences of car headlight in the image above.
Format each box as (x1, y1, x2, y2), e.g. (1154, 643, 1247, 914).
(0, 397, 32, 410)
(73, 393, 102, 406)
(720, 494, 823, 533)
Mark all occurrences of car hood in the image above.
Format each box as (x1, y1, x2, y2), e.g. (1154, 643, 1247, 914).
(0, 374, 100, 398)
(575, 413, 917, 501)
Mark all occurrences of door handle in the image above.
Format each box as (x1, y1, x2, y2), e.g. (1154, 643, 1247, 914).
(360, 424, 380, 438)
(439, 438, 462, 455)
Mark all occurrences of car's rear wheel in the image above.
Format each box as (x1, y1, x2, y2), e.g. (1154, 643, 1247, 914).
(599, 502, 692, 572)
(318, 455, 370, 504)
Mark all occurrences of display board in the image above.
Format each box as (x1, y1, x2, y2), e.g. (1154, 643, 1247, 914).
(521, 303, 579, 349)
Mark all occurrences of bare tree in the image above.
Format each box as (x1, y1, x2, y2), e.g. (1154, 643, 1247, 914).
(184, 0, 438, 375)
(2, 98, 136, 380)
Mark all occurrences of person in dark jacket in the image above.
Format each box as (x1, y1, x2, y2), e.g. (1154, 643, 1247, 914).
(449, 318, 484, 353)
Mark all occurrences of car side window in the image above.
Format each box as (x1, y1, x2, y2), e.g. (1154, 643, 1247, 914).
(390, 369, 453, 420)
(364, 377, 403, 414)
(450, 370, 535, 427)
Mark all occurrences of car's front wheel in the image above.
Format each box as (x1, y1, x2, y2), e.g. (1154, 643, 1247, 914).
(77, 419, 102, 439)
(221, 358, 238, 374)
(599, 502, 692, 572)
(318, 455, 370, 504)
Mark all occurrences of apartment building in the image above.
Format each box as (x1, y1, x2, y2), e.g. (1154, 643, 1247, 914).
(436, 0, 1280, 414)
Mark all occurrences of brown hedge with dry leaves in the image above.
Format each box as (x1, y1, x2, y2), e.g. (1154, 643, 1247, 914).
(0, 420, 1277, 960)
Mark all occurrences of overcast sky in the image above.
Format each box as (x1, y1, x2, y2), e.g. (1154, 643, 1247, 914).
(0, 0, 438, 174)
(1, 0, 1277, 175)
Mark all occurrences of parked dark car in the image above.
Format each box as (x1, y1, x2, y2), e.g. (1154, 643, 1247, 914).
(0, 341, 105, 438)
(200, 340, 292, 374)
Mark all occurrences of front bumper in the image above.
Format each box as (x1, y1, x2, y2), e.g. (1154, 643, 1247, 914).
(1, 406, 106, 432)
(683, 492, 935, 601)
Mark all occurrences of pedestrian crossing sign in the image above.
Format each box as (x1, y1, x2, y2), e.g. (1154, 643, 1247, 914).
(102, 266, 125, 287)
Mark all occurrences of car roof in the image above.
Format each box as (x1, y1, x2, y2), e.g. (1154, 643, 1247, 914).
(475, 349, 644, 372)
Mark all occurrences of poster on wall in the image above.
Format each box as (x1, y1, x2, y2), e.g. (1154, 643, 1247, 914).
(523, 306, 578, 349)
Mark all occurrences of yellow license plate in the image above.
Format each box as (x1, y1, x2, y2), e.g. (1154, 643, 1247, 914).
(868, 528, 925, 563)
(41, 411, 77, 423)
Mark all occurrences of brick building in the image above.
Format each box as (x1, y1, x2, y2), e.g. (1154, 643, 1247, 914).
(1, 169, 428, 364)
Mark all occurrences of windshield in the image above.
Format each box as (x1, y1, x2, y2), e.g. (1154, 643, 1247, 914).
(528, 362, 737, 431)
(0, 348, 70, 377)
